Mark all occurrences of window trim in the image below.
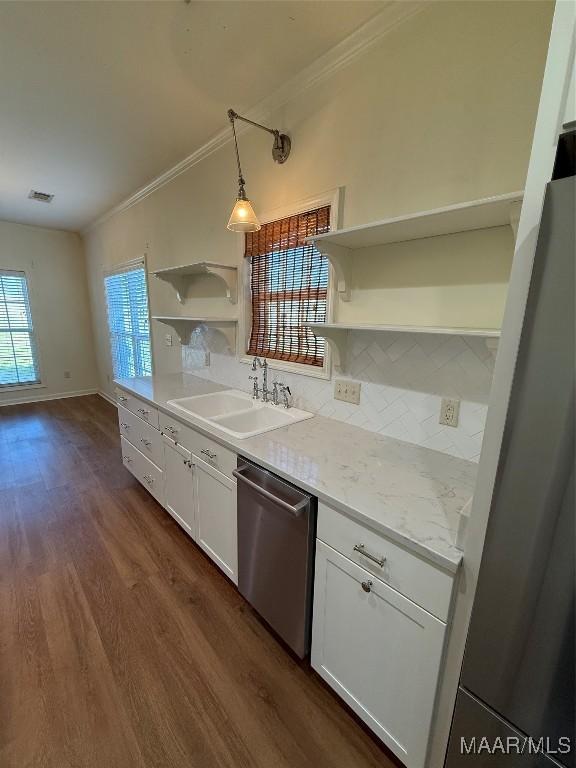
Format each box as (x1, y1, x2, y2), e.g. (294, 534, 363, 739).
(0, 267, 44, 390)
(238, 188, 341, 380)
(103, 255, 154, 382)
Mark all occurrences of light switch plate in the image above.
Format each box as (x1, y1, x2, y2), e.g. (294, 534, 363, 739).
(164, 333, 173, 347)
(440, 398, 460, 427)
(334, 379, 361, 405)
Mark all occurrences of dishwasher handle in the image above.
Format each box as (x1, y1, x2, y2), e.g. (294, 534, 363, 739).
(233, 465, 309, 516)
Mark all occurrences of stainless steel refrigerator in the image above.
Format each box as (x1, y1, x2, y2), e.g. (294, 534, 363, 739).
(444, 172, 575, 766)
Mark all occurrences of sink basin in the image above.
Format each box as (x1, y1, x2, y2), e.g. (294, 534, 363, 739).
(168, 390, 255, 419)
(211, 404, 313, 438)
(167, 389, 313, 439)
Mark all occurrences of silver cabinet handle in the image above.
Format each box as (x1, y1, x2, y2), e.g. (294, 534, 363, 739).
(163, 425, 178, 434)
(361, 580, 373, 593)
(123, 455, 132, 463)
(118, 395, 128, 403)
(354, 544, 386, 568)
(137, 408, 150, 417)
(142, 474, 153, 485)
(140, 438, 151, 448)
(232, 466, 309, 516)
(120, 422, 130, 429)
(200, 448, 217, 460)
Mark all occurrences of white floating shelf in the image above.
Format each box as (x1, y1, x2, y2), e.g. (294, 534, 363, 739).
(306, 322, 500, 371)
(307, 191, 523, 301)
(153, 261, 238, 304)
(153, 316, 237, 347)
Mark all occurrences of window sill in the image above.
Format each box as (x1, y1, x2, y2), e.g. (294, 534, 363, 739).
(238, 355, 331, 381)
(0, 382, 46, 393)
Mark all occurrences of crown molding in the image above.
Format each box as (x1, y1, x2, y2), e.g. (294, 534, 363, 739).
(83, 1, 426, 235)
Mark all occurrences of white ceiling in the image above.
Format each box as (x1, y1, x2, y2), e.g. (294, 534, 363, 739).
(0, 0, 385, 232)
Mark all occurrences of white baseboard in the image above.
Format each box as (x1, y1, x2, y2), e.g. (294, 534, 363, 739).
(98, 390, 116, 406)
(0, 387, 98, 407)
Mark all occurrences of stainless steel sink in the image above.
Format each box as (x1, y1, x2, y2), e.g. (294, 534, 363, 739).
(167, 389, 313, 439)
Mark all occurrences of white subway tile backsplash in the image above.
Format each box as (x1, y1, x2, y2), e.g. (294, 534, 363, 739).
(181, 329, 496, 462)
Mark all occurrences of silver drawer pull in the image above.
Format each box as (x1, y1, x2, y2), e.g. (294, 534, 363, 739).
(137, 408, 150, 417)
(142, 474, 153, 485)
(163, 425, 178, 434)
(140, 438, 151, 448)
(354, 544, 386, 568)
(118, 395, 128, 402)
(120, 422, 130, 429)
(123, 455, 132, 463)
(201, 449, 217, 460)
(361, 580, 373, 593)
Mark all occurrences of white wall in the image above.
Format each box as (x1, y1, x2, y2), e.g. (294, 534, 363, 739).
(0, 220, 98, 405)
(84, 0, 553, 456)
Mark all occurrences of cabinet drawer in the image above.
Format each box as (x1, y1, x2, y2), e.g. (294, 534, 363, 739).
(317, 502, 454, 621)
(115, 388, 159, 429)
(134, 418, 164, 468)
(120, 435, 140, 480)
(191, 432, 236, 479)
(159, 413, 195, 449)
(118, 405, 140, 444)
(138, 449, 164, 506)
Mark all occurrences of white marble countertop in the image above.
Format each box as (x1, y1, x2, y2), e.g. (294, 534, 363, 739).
(114, 373, 477, 573)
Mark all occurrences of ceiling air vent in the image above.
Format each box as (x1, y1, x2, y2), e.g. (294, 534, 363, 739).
(28, 189, 54, 203)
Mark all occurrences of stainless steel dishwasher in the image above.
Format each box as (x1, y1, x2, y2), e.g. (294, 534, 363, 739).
(233, 459, 316, 658)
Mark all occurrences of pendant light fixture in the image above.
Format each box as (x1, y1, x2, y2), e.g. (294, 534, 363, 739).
(226, 108, 291, 232)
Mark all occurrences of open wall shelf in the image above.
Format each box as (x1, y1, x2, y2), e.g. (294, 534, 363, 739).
(153, 316, 237, 348)
(153, 262, 238, 304)
(307, 191, 523, 301)
(306, 322, 500, 371)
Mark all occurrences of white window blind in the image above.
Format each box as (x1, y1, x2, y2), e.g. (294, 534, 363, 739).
(0, 270, 41, 387)
(104, 264, 152, 379)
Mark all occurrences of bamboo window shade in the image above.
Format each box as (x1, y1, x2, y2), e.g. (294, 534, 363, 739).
(245, 206, 330, 367)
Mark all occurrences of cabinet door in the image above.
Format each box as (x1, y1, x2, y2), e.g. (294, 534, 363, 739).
(311, 540, 446, 768)
(163, 436, 195, 537)
(194, 455, 237, 584)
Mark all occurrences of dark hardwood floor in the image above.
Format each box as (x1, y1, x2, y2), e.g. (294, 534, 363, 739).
(0, 395, 397, 768)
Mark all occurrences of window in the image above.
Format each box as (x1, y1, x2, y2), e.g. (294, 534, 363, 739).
(246, 206, 330, 368)
(104, 263, 152, 379)
(0, 270, 41, 387)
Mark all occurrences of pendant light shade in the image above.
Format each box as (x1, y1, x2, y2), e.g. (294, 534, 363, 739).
(227, 196, 261, 232)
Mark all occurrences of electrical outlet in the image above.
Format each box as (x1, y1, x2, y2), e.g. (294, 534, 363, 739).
(204, 351, 211, 367)
(334, 379, 361, 405)
(440, 398, 460, 427)
(165, 333, 173, 347)
(64, 370, 71, 379)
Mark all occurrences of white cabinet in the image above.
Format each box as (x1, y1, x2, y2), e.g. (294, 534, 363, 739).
(163, 435, 196, 536)
(120, 435, 164, 506)
(194, 454, 237, 584)
(312, 540, 447, 768)
(116, 385, 240, 585)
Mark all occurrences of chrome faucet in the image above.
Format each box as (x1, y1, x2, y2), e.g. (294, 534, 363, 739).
(251, 357, 270, 402)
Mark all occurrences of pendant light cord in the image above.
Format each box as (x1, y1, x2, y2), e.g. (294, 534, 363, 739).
(229, 114, 246, 197)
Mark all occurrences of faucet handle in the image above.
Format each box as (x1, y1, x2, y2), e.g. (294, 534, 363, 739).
(278, 383, 292, 408)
